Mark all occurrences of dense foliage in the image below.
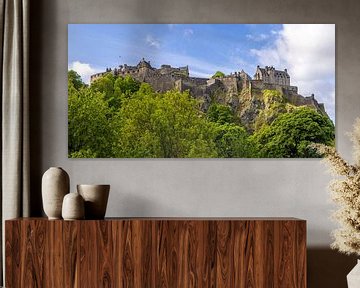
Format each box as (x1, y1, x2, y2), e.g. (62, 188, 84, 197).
(68, 70, 335, 158)
(251, 107, 335, 158)
(112, 86, 217, 158)
(211, 71, 225, 78)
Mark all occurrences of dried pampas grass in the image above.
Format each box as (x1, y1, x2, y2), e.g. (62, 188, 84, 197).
(310, 118, 360, 256)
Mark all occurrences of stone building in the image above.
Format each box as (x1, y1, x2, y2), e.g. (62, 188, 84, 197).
(90, 58, 189, 83)
(254, 65, 290, 86)
(89, 60, 327, 116)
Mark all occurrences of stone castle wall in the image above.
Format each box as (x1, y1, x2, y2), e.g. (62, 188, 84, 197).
(286, 94, 326, 114)
(249, 80, 298, 94)
(147, 74, 175, 92)
(89, 62, 327, 116)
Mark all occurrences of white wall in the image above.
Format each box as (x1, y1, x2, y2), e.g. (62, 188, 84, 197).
(32, 0, 360, 247)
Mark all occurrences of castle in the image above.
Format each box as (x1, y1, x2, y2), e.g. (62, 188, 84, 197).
(254, 65, 290, 86)
(90, 59, 327, 118)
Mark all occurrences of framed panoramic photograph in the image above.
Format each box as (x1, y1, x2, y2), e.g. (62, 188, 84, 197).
(68, 24, 335, 158)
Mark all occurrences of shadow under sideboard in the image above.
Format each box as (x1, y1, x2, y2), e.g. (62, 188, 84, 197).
(307, 248, 357, 288)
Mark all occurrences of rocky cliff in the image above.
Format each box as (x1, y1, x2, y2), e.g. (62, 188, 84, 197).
(189, 78, 329, 132)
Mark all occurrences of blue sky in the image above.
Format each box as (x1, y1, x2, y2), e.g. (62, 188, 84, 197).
(68, 24, 335, 121)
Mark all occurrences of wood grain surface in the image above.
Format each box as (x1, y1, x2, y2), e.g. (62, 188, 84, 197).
(5, 218, 306, 287)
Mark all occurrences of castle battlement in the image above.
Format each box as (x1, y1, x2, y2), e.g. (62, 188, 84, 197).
(90, 58, 189, 84)
(90, 60, 294, 92)
(89, 60, 326, 116)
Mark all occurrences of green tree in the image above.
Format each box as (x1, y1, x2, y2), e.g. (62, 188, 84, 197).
(112, 75, 141, 109)
(212, 123, 256, 158)
(112, 87, 217, 158)
(212, 71, 225, 78)
(90, 72, 115, 101)
(90, 73, 141, 110)
(207, 103, 234, 124)
(68, 87, 114, 158)
(68, 70, 84, 90)
(114, 75, 141, 96)
(251, 107, 335, 158)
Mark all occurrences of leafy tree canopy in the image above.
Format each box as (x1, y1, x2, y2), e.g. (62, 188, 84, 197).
(90, 72, 116, 101)
(68, 86, 114, 158)
(211, 71, 225, 78)
(251, 107, 335, 158)
(207, 103, 234, 125)
(68, 70, 84, 90)
(90, 73, 141, 110)
(114, 75, 141, 96)
(212, 123, 255, 158)
(112, 87, 217, 158)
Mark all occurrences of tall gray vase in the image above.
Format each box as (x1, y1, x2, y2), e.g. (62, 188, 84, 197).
(42, 167, 70, 219)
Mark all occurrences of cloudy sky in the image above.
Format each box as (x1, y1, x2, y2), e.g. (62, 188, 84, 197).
(68, 24, 335, 120)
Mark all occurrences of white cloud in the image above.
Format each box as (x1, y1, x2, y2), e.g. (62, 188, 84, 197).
(183, 29, 194, 38)
(250, 24, 335, 120)
(246, 33, 269, 42)
(68, 61, 100, 84)
(145, 35, 161, 49)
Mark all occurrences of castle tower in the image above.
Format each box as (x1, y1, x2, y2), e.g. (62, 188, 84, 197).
(137, 58, 152, 69)
(254, 65, 290, 86)
(239, 69, 251, 81)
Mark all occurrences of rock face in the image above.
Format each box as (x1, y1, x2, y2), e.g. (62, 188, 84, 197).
(90, 60, 329, 128)
(236, 83, 328, 131)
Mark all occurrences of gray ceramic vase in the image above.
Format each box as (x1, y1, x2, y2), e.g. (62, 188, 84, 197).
(62, 192, 85, 220)
(42, 167, 70, 219)
(77, 184, 110, 219)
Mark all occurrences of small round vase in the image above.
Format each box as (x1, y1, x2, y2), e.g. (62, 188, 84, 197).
(77, 184, 110, 219)
(62, 192, 85, 220)
(42, 167, 70, 219)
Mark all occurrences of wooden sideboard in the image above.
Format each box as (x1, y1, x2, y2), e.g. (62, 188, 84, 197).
(5, 218, 306, 287)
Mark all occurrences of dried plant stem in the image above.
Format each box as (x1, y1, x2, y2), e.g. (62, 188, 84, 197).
(310, 119, 360, 256)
